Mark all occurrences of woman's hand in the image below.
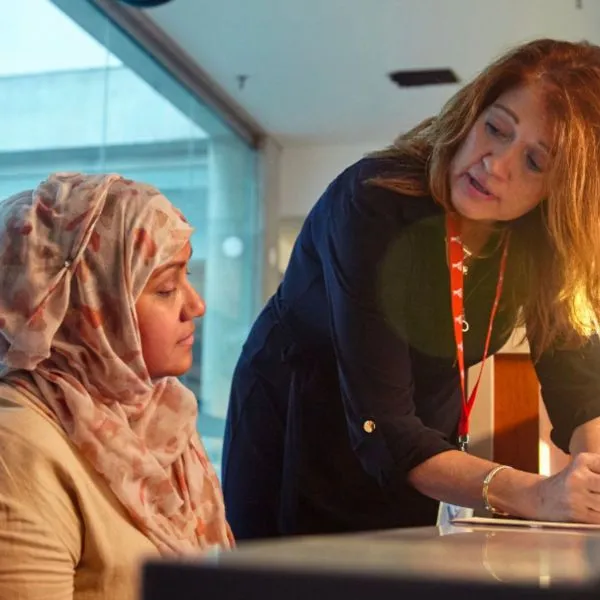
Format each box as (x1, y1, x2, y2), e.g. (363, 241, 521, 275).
(533, 453, 600, 523)
(407, 448, 600, 524)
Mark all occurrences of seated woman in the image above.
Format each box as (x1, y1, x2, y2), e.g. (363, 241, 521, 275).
(0, 173, 233, 600)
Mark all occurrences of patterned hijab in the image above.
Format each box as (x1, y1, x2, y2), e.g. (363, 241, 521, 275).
(0, 173, 233, 554)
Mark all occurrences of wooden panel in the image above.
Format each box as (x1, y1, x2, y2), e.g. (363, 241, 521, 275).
(493, 354, 540, 473)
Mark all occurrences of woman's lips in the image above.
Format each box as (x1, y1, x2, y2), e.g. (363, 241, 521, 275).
(178, 333, 195, 346)
(465, 173, 495, 200)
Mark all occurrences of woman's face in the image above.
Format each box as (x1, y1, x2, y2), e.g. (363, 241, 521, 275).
(449, 83, 553, 223)
(135, 242, 205, 379)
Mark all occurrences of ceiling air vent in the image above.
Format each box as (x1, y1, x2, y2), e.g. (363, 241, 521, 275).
(389, 68, 459, 87)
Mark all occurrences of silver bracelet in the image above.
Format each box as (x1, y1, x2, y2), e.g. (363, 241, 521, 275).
(482, 465, 512, 516)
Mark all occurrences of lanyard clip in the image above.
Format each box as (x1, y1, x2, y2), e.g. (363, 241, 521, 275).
(458, 434, 469, 452)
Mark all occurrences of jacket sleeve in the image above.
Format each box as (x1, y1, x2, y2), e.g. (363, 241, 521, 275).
(312, 160, 455, 490)
(533, 334, 600, 453)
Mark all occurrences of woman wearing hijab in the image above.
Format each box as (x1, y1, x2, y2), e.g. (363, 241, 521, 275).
(0, 173, 232, 600)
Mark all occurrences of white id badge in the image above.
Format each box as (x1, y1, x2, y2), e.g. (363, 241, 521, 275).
(436, 501, 474, 527)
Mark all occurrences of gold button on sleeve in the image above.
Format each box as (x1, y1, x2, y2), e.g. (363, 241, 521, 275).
(363, 420, 376, 433)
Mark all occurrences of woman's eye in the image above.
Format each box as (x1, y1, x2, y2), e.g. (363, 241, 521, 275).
(156, 288, 176, 297)
(485, 122, 506, 138)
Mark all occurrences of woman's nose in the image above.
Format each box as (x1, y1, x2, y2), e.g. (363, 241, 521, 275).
(482, 147, 514, 180)
(183, 286, 205, 319)
(192, 294, 206, 318)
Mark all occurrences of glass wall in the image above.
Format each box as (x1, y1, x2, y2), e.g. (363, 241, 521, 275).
(0, 0, 261, 472)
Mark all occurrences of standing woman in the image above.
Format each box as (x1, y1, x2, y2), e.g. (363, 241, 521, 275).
(0, 174, 232, 600)
(223, 38, 600, 539)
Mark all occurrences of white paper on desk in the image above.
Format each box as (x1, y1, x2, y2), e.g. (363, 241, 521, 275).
(437, 502, 474, 527)
(452, 516, 600, 530)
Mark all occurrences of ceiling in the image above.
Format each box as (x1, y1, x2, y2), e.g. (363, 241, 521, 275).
(145, 0, 599, 145)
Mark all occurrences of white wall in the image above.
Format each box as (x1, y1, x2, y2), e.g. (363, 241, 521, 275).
(279, 141, 389, 218)
(258, 137, 283, 302)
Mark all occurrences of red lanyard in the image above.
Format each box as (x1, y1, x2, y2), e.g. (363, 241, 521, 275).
(446, 214, 510, 451)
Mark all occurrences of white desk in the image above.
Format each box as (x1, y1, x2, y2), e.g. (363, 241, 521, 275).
(142, 524, 600, 599)
(214, 524, 600, 587)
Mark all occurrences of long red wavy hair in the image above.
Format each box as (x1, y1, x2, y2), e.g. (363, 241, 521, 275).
(371, 38, 600, 356)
